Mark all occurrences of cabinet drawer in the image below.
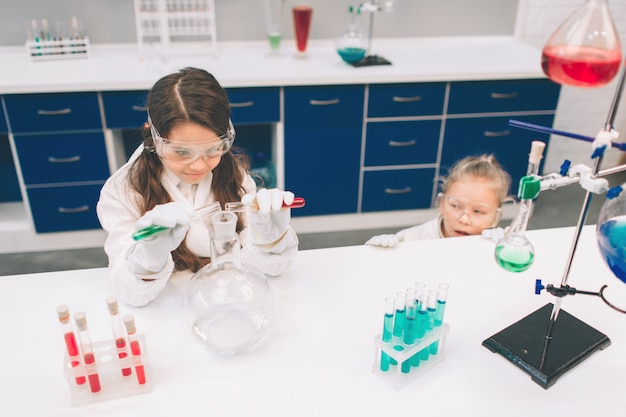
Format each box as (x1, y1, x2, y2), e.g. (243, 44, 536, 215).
(365, 120, 440, 166)
(285, 85, 364, 130)
(101, 91, 148, 129)
(5, 92, 102, 133)
(362, 168, 436, 212)
(447, 79, 560, 114)
(368, 83, 446, 118)
(27, 183, 103, 233)
(441, 114, 555, 193)
(227, 87, 280, 125)
(15, 132, 109, 185)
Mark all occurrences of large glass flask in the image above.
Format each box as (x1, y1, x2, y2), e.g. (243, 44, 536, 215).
(182, 211, 273, 354)
(335, 6, 367, 64)
(596, 186, 626, 283)
(541, 0, 622, 88)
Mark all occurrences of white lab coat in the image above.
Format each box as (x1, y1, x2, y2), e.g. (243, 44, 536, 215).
(96, 146, 298, 307)
(396, 216, 445, 241)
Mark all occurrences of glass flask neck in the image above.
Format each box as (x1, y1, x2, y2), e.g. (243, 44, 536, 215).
(209, 211, 241, 268)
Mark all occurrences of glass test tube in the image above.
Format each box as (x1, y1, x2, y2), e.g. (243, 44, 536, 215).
(74, 311, 101, 393)
(430, 283, 449, 354)
(56, 305, 86, 385)
(401, 298, 418, 374)
(414, 282, 426, 298)
(106, 296, 132, 377)
(410, 295, 429, 367)
(123, 314, 146, 385)
(392, 291, 406, 338)
(380, 297, 395, 372)
(418, 290, 439, 361)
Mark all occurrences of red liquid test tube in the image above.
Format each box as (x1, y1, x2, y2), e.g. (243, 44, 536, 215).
(74, 311, 102, 393)
(123, 314, 146, 385)
(106, 296, 132, 377)
(56, 305, 86, 385)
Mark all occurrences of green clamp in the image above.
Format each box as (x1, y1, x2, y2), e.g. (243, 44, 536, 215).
(517, 175, 541, 200)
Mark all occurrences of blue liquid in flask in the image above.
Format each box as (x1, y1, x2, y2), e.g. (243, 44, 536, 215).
(597, 215, 626, 283)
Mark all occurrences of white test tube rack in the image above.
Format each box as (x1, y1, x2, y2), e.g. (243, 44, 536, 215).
(26, 37, 90, 61)
(133, 0, 218, 59)
(372, 324, 450, 390)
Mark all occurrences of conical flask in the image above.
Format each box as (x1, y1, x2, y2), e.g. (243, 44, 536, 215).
(182, 211, 273, 354)
(541, 0, 622, 88)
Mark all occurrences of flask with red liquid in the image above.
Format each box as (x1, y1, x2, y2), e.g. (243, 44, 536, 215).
(541, 0, 622, 88)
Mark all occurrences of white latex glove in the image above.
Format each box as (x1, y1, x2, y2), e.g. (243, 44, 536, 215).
(128, 202, 195, 274)
(365, 234, 399, 248)
(481, 227, 507, 243)
(243, 188, 294, 245)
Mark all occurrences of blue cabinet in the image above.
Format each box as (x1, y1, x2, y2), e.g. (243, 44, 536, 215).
(4, 92, 108, 233)
(101, 91, 149, 129)
(227, 87, 280, 125)
(285, 85, 365, 216)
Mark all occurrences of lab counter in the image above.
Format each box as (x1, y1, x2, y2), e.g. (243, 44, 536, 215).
(0, 36, 545, 93)
(1, 225, 625, 417)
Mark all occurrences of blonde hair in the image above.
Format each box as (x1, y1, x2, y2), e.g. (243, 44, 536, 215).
(440, 154, 512, 204)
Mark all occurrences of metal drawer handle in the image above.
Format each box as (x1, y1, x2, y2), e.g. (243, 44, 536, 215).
(490, 92, 518, 99)
(132, 105, 148, 112)
(58, 205, 90, 214)
(48, 155, 81, 163)
(229, 101, 254, 108)
(37, 108, 72, 116)
(392, 95, 422, 103)
(384, 187, 412, 195)
(483, 130, 511, 138)
(389, 139, 417, 147)
(309, 98, 340, 106)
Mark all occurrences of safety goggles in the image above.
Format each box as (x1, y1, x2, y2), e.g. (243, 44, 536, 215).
(436, 193, 502, 227)
(148, 114, 235, 164)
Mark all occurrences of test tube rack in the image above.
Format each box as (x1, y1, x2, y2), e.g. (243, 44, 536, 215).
(64, 334, 152, 406)
(133, 0, 218, 59)
(26, 37, 90, 61)
(372, 324, 449, 390)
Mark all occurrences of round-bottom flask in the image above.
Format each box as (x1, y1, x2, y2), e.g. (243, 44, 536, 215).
(495, 233, 535, 273)
(597, 186, 626, 283)
(182, 211, 273, 354)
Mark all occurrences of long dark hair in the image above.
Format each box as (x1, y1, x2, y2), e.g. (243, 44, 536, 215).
(129, 67, 249, 272)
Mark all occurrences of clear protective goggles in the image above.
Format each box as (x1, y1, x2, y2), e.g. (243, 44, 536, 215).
(436, 193, 502, 227)
(148, 114, 235, 164)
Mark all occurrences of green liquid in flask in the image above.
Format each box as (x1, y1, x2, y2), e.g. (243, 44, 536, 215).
(268, 32, 281, 51)
(495, 244, 534, 272)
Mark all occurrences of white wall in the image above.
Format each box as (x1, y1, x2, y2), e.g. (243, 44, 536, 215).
(516, 0, 626, 172)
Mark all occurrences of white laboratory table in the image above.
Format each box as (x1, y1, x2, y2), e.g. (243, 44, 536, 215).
(2, 225, 625, 417)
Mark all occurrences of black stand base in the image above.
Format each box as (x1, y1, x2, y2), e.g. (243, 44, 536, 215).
(482, 303, 610, 389)
(350, 55, 392, 67)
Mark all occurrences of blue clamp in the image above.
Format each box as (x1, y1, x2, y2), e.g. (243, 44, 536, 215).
(591, 145, 607, 159)
(607, 185, 623, 200)
(535, 279, 545, 295)
(559, 160, 571, 176)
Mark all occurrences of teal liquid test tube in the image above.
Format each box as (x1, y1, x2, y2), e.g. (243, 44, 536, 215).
(392, 291, 406, 338)
(401, 298, 417, 373)
(430, 283, 449, 354)
(419, 290, 438, 361)
(380, 297, 395, 372)
(410, 294, 428, 367)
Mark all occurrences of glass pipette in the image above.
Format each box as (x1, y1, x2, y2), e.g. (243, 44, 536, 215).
(225, 197, 306, 213)
(131, 201, 221, 241)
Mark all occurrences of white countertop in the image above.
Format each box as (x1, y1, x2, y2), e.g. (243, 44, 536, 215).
(1, 225, 625, 416)
(0, 36, 547, 94)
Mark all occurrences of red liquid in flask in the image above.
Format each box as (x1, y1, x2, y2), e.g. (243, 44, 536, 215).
(293, 6, 312, 53)
(64, 332, 86, 385)
(116, 337, 132, 376)
(541, 45, 622, 88)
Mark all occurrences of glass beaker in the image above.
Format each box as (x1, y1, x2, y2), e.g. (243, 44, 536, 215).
(292, 5, 313, 55)
(264, 0, 285, 53)
(541, 0, 622, 88)
(182, 211, 274, 354)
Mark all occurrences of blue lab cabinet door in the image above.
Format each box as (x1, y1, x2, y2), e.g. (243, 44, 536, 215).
(362, 168, 436, 212)
(284, 85, 365, 216)
(226, 87, 280, 125)
(101, 91, 149, 129)
(441, 114, 555, 194)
